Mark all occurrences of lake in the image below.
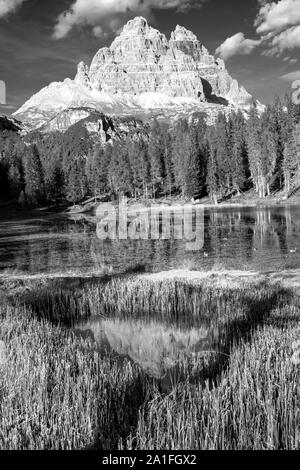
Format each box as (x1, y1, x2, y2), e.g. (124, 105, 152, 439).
(1, 205, 300, 276)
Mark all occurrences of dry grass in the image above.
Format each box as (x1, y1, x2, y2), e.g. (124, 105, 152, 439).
(0, 277, 299, 450)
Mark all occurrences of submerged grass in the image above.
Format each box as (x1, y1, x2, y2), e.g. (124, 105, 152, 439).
(0, 277, 299, 450)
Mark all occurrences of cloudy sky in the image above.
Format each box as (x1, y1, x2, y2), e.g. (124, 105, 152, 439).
(0, 0, 299, 114)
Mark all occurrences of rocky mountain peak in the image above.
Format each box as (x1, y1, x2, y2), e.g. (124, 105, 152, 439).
(109, 15, 168, 57)
(14, 16, 262, 131)
(120, 16, 150, 35)
(171, 25, 198, 43)
(75, 61, 91, 88)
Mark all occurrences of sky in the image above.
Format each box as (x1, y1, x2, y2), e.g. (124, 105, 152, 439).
(0, 0, 299, 115)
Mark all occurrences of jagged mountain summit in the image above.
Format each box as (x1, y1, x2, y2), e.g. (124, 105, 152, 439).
(14, 17, 260, 131)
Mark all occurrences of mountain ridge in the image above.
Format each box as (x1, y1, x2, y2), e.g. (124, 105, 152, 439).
(13, 16, 262, 131)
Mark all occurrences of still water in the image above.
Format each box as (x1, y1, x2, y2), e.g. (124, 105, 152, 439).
(0, 205, 300, 275)
(74, 316, 221, 392)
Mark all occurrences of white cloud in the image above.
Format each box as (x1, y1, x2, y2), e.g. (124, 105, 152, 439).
(214, 1, 300, 62)
(254, 0, 300, 56)
(255, 0, 300, 35)
(0, 0, 27, 18)
(215, 33, 261, 60)
(53, 0, 206, 39)
(271, 24, 300, 51)
(280, 69, 300, 80)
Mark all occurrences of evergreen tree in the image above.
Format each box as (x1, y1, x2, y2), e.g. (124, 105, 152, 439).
(62, 125, 92, 200)
(128, 136, 150, 198)
(184, 124, 202, 199)
(18, 190, 26, 208)
(86, 144, 110, 198)
(271, 97, 287, 191)
(162, 132, 175, 196)
(194, 115, 208, 197)
(8, 164, 22, 198)
(66, 156, 88, 204)
(24, 145, 44, 206)
(214, 113, 231, 197)
(283, 124, 300, 195)
(206, 127, 219, 204)
(45, 165, 64, 202)
(259, 107, 278, 196)
(108, 141, 133, 197)
(148, 120, 164, 197)
(246, 108, 264, 197)
(172, 119, 191, 196)
(230, 111, 248, 194)
(36, 132, 64, 202)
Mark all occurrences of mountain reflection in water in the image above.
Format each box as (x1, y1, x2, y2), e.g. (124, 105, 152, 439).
(74, 318, 220, 392)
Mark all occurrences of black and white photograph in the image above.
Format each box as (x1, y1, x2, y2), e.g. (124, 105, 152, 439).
(0, 0, 300, 455)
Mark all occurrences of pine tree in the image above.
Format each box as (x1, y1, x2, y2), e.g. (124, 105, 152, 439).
(24, 145, 44, 206)
(18, 190, 26, 208)
(184, 124, 202, 199)
(45, 166, 64, 202)
(62, 125, 92, 201)
(108, 141, 133, 197)
(86, 144, 109, 198)
(66, 156, 88, 204)
(230, 111, 248, 194)
(128, 136, 150, 198)
(271, 97, 286, 191)
(148, 120, 164, 198)
(36, 132, 64, 203)
(206, 127, 219, 204)
(246, 108, 264, 197)
(194, 114, 208, 197)
(172, 119, 191, 196)
(283, 124, 300, 195)
(214, 113, 231, 197)
(8, 164, 22, 198)
(162, 132, 174, 196)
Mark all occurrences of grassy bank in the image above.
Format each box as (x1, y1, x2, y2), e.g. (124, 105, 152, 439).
(0, 277, 299, 450)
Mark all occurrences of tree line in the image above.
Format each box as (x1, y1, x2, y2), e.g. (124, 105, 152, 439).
(0, 95, 299, 207)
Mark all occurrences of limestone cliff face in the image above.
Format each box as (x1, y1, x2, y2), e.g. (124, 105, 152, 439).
(14, 16, 259, 131)
(88, 20, 204, 100)
(83, 17, 253, 107)
(41, 107, 147, 144)
(41, 107, 95, 133)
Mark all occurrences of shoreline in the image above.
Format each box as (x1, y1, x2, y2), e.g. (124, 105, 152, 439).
(2, 192, 300, 218)
(1, 268, 300, 294)
(140, 269, 300, 293)
(66, 193, 300, 215)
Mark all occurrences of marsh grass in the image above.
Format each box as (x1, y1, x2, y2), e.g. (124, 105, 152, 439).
(0, 277, 299, 449)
